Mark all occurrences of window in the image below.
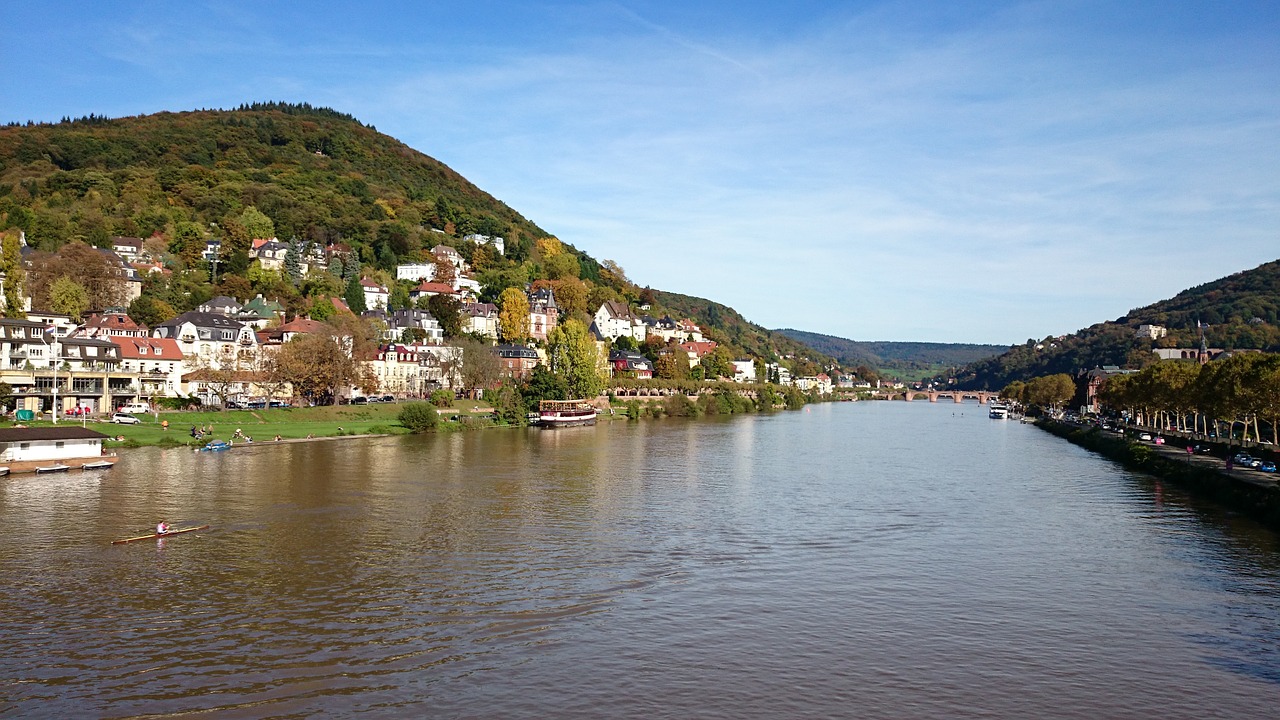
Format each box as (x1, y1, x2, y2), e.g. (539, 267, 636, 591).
(56, 441, 65, 449)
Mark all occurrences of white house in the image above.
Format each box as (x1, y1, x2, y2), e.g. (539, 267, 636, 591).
(0, 427, 110, 467)
(396, 263, 437, 282)
(593, 301, 645, 342)
(731, 360, 757, 383)
(360, 278, 390, 311)
(109, 336, 186, 399)
(152, 311, 258, 371)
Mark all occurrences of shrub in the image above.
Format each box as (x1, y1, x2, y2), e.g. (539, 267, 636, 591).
(398, 402, 439, 433)
(664, 394, 701, 417)
(429, 389, 454, 408)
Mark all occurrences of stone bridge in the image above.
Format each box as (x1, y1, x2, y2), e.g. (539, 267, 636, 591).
(889, 390, 998, 404)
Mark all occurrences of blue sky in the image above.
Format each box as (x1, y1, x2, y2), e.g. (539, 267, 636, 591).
(3, 1, 1277, 345)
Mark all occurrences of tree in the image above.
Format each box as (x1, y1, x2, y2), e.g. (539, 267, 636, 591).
(430, 250, 457, 286)
(284, 238, 304, 284)
(551, 278, 588, 319)
(521, 364, 568, 406)
(49, 277, 89, 321)
(26, 241, 128, 310)
(128, 295, 176, 327)
(458, 337, 503, 394)
(428, 293, 464, 338)
(344, 273, 367, 314)
(497, 286, 530, 344)
(1, 231, 26, 318)
(699, 346, 734, 380)
(274, 322, 376, 404)
(546, 318, 603, 400)
(239, 206, 275, 240)
(545, 252, 580, 280)
(398, 402, 439, 432)
(654, 351, 689, 380)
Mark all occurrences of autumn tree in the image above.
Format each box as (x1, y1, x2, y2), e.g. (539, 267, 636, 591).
(49, 277, 89, 321)
(26, 241, 129, 310)
(458, 337, 503, 394)
(274, 322, 376, 404)
(546, 318, 603, 399)
(497, 286, 530, 344)
(239, 206, 275, 240)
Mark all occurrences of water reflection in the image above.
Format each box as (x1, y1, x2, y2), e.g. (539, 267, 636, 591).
(1, 404, 1278, 717)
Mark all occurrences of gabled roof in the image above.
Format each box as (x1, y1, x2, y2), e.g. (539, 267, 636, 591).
(108, 336, 183, 360)
(154, 311, 249, 332)
(279, 318, 327, 334)
(359, 278, 388, 291)
(81, 312, 147, 333)
(680, 340, 718, 356)
(413, 282, 456, 295)
(598, 300, 633, 321)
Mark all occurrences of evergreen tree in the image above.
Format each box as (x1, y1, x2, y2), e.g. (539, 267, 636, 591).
(284, 238, 304, 284)
(344, 273, 367, 313)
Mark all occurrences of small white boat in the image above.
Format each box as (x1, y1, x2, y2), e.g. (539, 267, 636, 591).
(989, 404, 1009, 419)
(0, 466, 9, 476)
(81, 460, 116, 470)
(36, 464, 71, 473)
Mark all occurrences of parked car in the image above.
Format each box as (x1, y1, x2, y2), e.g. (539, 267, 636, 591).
(351, 396, 368, 405)
(1193, 445, 1213, 455)
(381, 395, 395, 403)
(246, 400, 267, 409)
(110, 412, 141, 425)
(225, 400, 245, 409)
(269, 399, 290, 408)
(1138, 433, 1153, 441)
(66, 406, 91, 416)
(1259, 461, 1277, 473)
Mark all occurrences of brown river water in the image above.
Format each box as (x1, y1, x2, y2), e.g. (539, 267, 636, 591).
(2, 402, 1279, 718)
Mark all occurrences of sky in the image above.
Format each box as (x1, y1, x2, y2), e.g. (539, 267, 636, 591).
(2, 1, 1278, 345)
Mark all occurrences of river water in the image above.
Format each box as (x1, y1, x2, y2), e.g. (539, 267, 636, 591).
(2, 402, 1279, 718)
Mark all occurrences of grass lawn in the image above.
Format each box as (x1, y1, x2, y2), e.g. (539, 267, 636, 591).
(13, 400, 500, 449)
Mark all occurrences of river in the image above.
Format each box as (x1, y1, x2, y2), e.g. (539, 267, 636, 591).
(2, 402, 1278, 718)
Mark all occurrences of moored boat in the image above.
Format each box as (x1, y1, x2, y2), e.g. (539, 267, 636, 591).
(81, 460, 116, 470)
(989, 404, 1009, 419)
(111, 524, 211, 545)
(0, 466, 8, 476)
(200, 440, 231, 452)
(538, 399, 597, 427)
(35, 463, 71, 473)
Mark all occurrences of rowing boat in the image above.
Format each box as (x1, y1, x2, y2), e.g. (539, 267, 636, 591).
(36, 464, 70, 473)
(111, 524, 211, 545)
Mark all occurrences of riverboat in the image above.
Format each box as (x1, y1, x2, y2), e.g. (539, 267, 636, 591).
(989, 404, 1009, 419)
(111, 525, 211, 545)
(538, 399, 597, 427)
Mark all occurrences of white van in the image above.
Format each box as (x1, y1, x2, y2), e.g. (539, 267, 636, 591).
(117, 402, 151, 414)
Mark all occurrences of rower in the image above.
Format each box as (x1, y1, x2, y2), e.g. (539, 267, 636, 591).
(156, 521, 171, 535)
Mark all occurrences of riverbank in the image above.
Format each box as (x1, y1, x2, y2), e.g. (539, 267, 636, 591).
(1035, 419, 1280, 530)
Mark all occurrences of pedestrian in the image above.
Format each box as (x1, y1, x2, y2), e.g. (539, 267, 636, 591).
(161, 420, 169, 431)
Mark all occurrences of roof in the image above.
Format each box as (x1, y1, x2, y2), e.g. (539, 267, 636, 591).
(279, 318, 327, 334)
(108, 336, 184, 360)
(413, 282, 457, 295)
(153, 311, 249, 332)
(494, 344, 539, 359)
(680, 340, 718, 356)
(0, 427, 110, 442)
(82, 312, 146, 333)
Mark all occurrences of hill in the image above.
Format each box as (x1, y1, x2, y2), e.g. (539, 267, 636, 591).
(951, 260, 1280, 390)
(775, 329, 1005, 381)
(0, 103, 834, 373)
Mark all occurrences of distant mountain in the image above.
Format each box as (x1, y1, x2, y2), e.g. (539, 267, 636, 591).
(951, 259, 1280, 390)
(654, 291, 834, 370)
(776, 329, 1005, 379)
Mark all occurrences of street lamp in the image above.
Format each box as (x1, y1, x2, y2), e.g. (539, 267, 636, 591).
(42, 328, 59, 424)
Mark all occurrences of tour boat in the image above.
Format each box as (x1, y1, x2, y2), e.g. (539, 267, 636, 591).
(538, 399, 598, 427)
(989, 404, 1009, 419)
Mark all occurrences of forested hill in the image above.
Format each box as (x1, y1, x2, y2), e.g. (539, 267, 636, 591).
(0, 102, 547, 260)
(776, 329, 1005, 378)
(653, 290, 834, 372)
(951, 259, 1280, 391)
(0, 103, 836, 372)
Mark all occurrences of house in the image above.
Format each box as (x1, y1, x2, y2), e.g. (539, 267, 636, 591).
(528, 287, 559, 342)
(367, 342, 462, 395)
(462, 234, 505, 255)
(396, 262, 437, 282)
(592, 301, 645, 342)
(250, 239, 289, 271)
(360, 278, 390, 311)
(1136, 324, 1167, 340)
(432, 244, 466, 271)
(109, 336, 185, 399)
(609, 350, 653, 379)
(679, 340, 718, 368)
(0, 427, 112, 473)
(152, 311, 258, 371)
(462, 302, 500, 339)
(110, 236, 145, 260)
(93, 248, 143, 305)
(387, 308, 444, 344)
(493, 344, 540, 379)
(409, 281, 457, 303)
(731, 360, 757, 383)
(75, 311, 149, 339)
(197, 295, 244, 317)
(256, 317, 329, 348)
(239, 294, 286, 329)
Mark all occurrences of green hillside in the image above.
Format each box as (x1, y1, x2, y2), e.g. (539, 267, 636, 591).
(776, 328, 1004, 379)
(0, 103, 834, 372)
(951, 260, 1280, 390)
